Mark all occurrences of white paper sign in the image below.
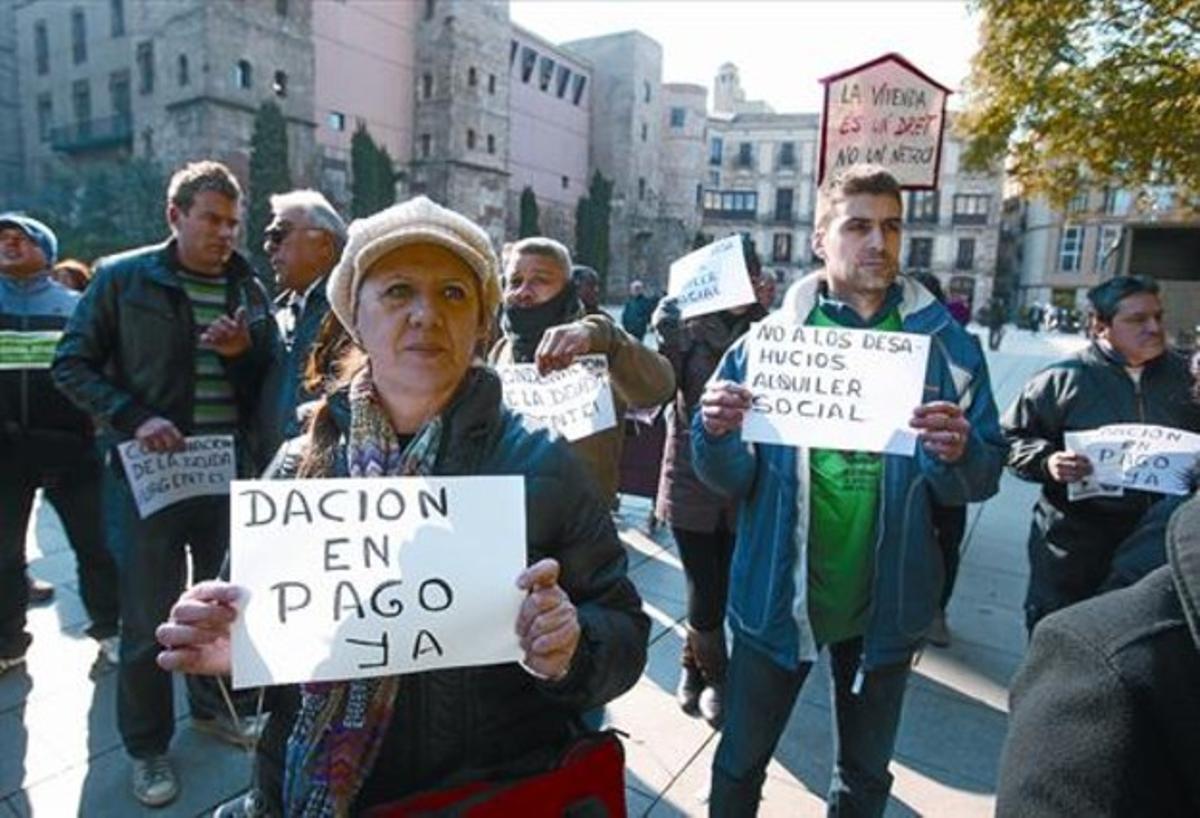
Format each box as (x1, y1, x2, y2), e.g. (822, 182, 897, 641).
(819, 53, 949, 188)
(666, 236, 757, 321)
(1077, 424, 1200, 498)
(1064, 430, 1125, 502)
(495, 355, 617, 442)
(117, 435, 236, 519)
(230, 475, 526, 688)
(740, 321, 931, 454)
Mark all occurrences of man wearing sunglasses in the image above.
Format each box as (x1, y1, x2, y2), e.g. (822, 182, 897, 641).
(253, 190, 346, 467)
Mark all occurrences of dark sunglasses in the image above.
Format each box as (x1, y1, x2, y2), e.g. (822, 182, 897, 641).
(263, 224, 294, 246)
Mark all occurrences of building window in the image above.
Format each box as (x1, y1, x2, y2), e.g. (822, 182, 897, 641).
(1101, 186, 1121, 215)
(538, 56, 555, 92)
(908, 237, 933, 269)
(696, 183, 703, 206)
(555, 66, 570, 98)
(276, 0, 288, 16)
(703, 189, 758, 218)
(178, 54, 189, 86)
(775, 188, 794, 221)
(1067, 191, 1089, 214)
(424, 0, 435, 21)
(34, 21, 49, 76)
(638, 177, 646, 200)
(571, 75, 587, 105)
(1098, 224, 1122, 261)
(466, 129, 476, 150)
(421, 73, 433, 99)
(562, 175, 570, 189)
(736, 142, 753, 167)
(468, 66, 477, 87)
(235, 59, 252, 90)
(136, 41, 154, 94)
(1059, 226, 1084, 272)
(71, 8, 87, 64)
(907, 190, 939, 223)
(273, 70, 288, 97)
(952, 194, 990, 225)
(509, 40, 518, 68)
(641, 122, 648, 142)
(669, 106, 685, 128)
(328, 111, 346, 132)
(709, 136, 723, 166)
(109, 69, 131, 121)
(36, 94, 52, 142)
(420, 133, 431, 158)
(708, 170, 720, 187)
(111, 0, 125, 37)
(779, 141, 796, 167)
(643, 81, 651, 103)
(488, 73, 496, 94)
(487, 133, 495, 154)
(72, 79, 92, 134)
(955, 238, 976, 270)
(772, 233, 792, 262)
(520, 47, 537, 84)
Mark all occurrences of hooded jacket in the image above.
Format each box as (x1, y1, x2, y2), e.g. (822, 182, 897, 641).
(691, 272, 1006, 672)
(996, 494, 1200, 817)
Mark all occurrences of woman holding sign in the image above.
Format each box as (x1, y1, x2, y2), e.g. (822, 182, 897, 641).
(156, 196, 648, 816)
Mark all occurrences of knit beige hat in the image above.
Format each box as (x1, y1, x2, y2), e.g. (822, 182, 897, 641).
(326, 195, 501, 343)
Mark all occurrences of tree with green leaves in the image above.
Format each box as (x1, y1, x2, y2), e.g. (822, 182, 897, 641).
(351, 124, 396, 218)
(248, 101, 293, 274)
(959, 0, 1200, 207)
(574, 171, 613, 293)
(518, 186, 540, 237)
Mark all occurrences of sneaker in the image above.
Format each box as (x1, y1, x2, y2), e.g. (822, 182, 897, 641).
(97, 636, 120, 666)
(0, 653, 27, 676)
(928, 611, 951, 648)
(27, 577, 54, 605)
(212, 789, 270, 818)
(131, 755, 179, 807)
(191, 713, 267, 749)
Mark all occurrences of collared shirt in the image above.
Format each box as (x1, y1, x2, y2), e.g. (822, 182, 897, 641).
(277, 276, 325, 346)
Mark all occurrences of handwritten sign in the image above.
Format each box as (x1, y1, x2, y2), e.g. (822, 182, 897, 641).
(666, 236, 757, 321)
(819, 53, 950, 188)
(230, 475, 526, 688)
(740, 321, 930, 454)
(0, 330, 62, 370)
(1064, 430, 1125, 501)
(1066, 424, 1200, 500)
(117, 435, 236, 518)
(496, 355, 617, 442)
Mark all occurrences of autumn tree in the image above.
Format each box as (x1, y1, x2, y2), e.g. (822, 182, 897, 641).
(959, 0, 1200, 207)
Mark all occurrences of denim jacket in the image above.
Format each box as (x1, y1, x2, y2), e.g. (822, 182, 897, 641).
(691, 273, 1007, 672)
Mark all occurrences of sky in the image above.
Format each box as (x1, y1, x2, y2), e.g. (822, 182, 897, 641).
(509, 1, 982, 114)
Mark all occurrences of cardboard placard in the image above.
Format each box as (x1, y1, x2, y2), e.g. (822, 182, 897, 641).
(740, 321, 930, 454)
(117, 435, 236, 519)
(496, 355, 617, 442)
(666, 236, 757, 321)
(229, 475, 526, 688)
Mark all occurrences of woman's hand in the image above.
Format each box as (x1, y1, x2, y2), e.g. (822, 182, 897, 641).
(516, 558, 581, 681)
(156, 581, 241, 676)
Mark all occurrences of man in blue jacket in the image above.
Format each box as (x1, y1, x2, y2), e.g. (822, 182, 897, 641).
(691, 165, 1006, 817)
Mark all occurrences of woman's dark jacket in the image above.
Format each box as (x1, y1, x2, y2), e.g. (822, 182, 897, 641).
(997, 495, 1200, 817)
(255, 367, 649, 812)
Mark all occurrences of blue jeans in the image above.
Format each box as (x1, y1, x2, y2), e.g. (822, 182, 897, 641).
(710, 637, 911, 818)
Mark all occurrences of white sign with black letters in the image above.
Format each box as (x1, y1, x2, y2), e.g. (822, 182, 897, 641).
(496, 355, 617, 442)
(229, 475, 526, 688)
(117, 435, 236, 519)
(666, 236, 757, 321)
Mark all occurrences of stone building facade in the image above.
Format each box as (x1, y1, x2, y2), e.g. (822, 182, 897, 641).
(13, 0, 317, 193)
(505, 24, 591, 248)
(409, 0, 510, 246)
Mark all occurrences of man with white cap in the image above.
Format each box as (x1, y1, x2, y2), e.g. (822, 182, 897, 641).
(0, 213, 119, 676)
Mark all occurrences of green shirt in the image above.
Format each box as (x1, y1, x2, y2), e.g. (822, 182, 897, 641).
(806, 304, 902, 645)
(177, 271, 238, 433)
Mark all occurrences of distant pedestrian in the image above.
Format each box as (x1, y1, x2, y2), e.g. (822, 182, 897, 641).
(51, 258, 92, 292)
(1002, 275, 1200, 633)
(0, 214, 119, 677)
(52, 161, 278, 807)
(755, 271, 777, 310)
(620, 279, 657, 341)
(571, 264, 604, 316)
(985, 296, 1006, 350)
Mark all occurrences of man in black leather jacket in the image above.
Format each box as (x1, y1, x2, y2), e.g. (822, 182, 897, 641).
(51, 161, 278, 808)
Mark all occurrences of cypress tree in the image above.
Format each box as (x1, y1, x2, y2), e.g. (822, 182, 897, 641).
(518, 186, 540, 237)
(248, 101, 292, 278)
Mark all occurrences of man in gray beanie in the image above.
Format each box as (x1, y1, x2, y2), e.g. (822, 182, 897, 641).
(0, 214, 120, 677)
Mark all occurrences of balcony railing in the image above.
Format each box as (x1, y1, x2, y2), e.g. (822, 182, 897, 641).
(50, 115, 133, 153)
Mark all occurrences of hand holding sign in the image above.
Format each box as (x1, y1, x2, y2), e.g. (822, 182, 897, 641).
(667, 236, 757, 321)
(135, 416, 185, 453)
(516, 558, 580, 681)
(156, 580, 240, 676)
(535, 322, 593, 376)
(1047, 450, 1095, 484)
(700, 380, 754, 437)
(910, 402, 970, 463)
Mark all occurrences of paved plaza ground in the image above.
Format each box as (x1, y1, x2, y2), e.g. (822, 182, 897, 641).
(1, 326, 1089, 817)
